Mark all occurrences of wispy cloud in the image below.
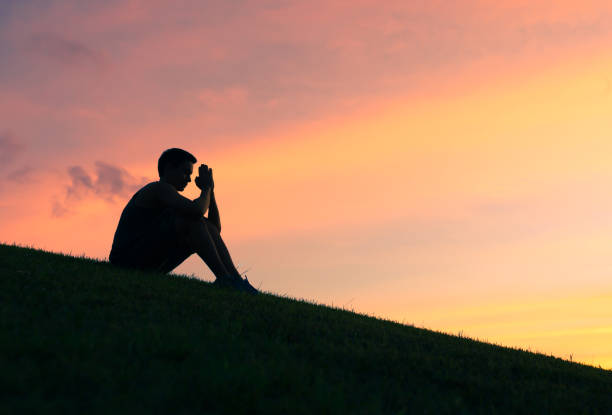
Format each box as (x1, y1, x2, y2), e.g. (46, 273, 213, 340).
(27, 32, 104, 68)
(6, 166, 35, 183)
(53, 161, 149, 217)
(93, 161, 148, 201)
(65, 165, 93, 200)
(1, 0, 610, 152)
(0, 131, 24, 169)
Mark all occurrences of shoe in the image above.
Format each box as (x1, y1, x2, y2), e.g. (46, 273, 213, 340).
(237, 275, 258, 295)
(213, 275, 258, 295)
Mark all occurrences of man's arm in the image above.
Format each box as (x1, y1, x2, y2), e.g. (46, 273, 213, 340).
(194, 186, 212, 217)
(208, 189, 221, 232)
(156, 182, 211, 217)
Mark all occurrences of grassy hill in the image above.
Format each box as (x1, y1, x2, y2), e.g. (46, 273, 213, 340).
(1, 243, 611, 414)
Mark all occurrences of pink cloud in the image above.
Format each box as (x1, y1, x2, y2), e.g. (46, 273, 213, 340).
(26, 32, 105, 69)
(2, 0, 611, 160)
(53, 161, 150, 217)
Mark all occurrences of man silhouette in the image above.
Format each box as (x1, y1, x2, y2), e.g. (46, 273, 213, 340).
(109, 148, 257, 293)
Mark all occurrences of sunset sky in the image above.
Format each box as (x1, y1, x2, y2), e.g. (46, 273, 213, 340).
(1, 0, 612, 369)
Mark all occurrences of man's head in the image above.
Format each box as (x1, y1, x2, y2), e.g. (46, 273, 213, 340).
(158, 148, 197, 191)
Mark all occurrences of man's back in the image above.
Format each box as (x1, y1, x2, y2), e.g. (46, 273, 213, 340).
(108, 180, 206, 271)
(109, 182, 166, 264)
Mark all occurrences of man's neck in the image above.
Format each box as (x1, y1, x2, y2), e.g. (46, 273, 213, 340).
(159, 178, 179, 192)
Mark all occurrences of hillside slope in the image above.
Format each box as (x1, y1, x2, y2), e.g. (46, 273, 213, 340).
(1, 243, 611, 414)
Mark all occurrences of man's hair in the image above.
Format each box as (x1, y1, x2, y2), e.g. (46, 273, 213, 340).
(158, 148, 197, 177)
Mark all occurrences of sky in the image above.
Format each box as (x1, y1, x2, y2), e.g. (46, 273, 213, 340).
(1, 0, 612, 369)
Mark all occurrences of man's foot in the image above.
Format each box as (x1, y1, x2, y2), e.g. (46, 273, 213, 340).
(237, 275, 258, 294)
(213, 275, 258, 294)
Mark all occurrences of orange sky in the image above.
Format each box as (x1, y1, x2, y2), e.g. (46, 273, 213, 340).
(1, 0, 611, 369)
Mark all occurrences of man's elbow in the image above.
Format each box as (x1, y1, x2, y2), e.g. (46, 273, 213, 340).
(188, 202, 205, 217)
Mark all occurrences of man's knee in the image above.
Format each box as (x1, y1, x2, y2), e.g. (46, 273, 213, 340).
(175, 215, 218, 235)
(201, 217, 220, 234)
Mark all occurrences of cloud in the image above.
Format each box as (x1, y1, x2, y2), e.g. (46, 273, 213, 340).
(53, 161, 149, 217)
(2, 0, 610, 151)
(51, 198, 69, 218)
(94, 161, 146, 201)
(0, 131, 25, 169)
(65, 165, 94, 200)
(6, 166, 35, 183)
(27, 32, 104, 68)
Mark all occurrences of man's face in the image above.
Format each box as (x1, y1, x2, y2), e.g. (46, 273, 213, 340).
(165, 160, 193, 191)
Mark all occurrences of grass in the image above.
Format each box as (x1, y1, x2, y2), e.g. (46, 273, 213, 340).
(1, 243, 611, 414)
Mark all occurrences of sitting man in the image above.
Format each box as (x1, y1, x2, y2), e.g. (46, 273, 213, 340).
(109, 148, 257, 294)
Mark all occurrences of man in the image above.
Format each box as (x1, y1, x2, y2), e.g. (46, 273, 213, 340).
(109, 148, 257, 294)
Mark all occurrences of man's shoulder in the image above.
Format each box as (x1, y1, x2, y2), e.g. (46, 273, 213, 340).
(131, 182, 163, 205)
(135, 181, 182, 203)
(139, 181, 167, 193)
(151, 181, 181, 196)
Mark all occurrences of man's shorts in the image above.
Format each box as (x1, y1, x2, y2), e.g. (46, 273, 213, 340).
(112, 208, 193, 274)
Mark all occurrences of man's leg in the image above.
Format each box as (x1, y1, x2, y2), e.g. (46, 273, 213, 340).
(201, 218, 242, 279)
(157, 242, 194, 274)
(201, 218, 258, 294)
(178, 217, 235, 280)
